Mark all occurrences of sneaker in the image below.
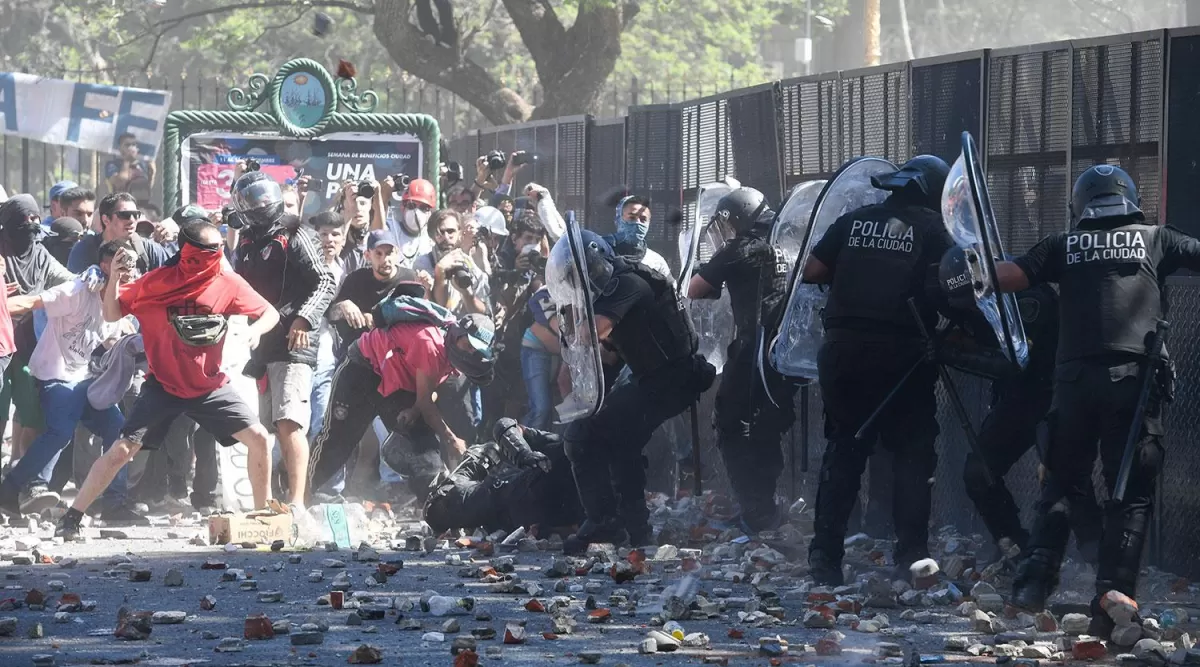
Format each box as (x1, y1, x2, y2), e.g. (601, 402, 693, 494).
(19, 485, 61, 515)
(56, 513, 83, 542)
(99, 504, 151, 526)
(150, 496, 193, 515)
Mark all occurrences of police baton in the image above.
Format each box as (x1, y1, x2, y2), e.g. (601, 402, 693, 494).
(689, 403, 703, 497)
(1112, 320, 1169, 505)
(904, 297, 993, 487)
(907, 299, 993, 487)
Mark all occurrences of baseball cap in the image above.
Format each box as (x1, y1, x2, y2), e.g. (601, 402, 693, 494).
(171, 204, 210, 226)
(474, 207, 508, 237)
(48, 180, 78, 203)
(48, 216, 84, 239)
(458, 313, 495, 358)
(367, 229, 399, 250)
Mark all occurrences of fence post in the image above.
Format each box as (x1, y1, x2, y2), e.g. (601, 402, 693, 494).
(21, 138, 29, 195)
(631, 76, 640, 107)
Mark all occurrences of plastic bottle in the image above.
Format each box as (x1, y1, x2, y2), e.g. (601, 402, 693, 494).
(663, 620, 686, 641)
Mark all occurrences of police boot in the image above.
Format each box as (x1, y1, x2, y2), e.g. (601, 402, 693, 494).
(563, 518, 629, 556)
(1010, 548, 1061, 613)
(493, 419, 553, 471)
(808, 548, 844, 587)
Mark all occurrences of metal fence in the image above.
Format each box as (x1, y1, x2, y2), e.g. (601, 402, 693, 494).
(447, 27, 1200, 577)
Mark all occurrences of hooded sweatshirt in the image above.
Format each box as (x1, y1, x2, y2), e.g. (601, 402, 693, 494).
(0, 195, 74, 355)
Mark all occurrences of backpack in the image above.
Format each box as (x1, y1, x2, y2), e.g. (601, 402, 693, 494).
(373, 294, 457, 330)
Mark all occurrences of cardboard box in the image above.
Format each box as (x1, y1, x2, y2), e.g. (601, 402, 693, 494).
(209, 510, 294, 546)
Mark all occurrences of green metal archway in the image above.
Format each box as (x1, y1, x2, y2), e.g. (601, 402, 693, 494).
(161, 58, 440, 211)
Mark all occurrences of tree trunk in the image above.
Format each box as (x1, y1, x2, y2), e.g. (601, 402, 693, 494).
(864, 0, 881, 66)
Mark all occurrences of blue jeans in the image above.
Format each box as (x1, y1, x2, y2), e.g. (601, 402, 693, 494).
(3, 379, 126, 503)
(309, 350, 344, 494)
(521, 346, 555, 431)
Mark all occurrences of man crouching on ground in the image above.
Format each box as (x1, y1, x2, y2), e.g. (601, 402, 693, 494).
(56, 221, 279, 541)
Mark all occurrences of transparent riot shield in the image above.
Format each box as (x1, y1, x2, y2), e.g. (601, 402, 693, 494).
(544, 212, 605, 423)
(676, 178, 738, 373)
(943, 131, 1029, 370)
(769, 179, 827, 266)
(769, 157, 899, 379)
(757, 178, 827, 402)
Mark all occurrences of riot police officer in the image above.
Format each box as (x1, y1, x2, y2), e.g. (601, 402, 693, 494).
(937, 252, 1102, 563)
(554, 232, 716, 554)
(995, 165, 1200, 636)
(801, 155, 955, 584)
(424, 419, 582, 534)
(687, 187, 797, 532)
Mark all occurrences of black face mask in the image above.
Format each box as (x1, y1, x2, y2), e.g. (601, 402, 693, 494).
(0, 194, 42, 255)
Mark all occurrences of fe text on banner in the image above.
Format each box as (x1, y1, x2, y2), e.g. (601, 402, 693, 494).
(0, 73, 172, 158)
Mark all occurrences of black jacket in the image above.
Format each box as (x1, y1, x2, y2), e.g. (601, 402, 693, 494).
(236, 215, 337, 367)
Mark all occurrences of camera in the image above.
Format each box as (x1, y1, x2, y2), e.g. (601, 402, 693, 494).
(511, 152, 538, 167)
(392, 174, 412, 191)
(357, 180, 376, 199)
(520, 244, 545, 272)
(447, 264, 475, 291)
(486, 150, 507, 172)
(441, 161, 464, 186)
(244, 158, 261, 172)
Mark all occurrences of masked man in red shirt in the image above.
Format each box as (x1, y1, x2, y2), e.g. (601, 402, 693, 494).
(56, 221, 280, 541)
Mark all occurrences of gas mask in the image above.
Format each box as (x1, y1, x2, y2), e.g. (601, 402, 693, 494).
(402, 208, 431, 237)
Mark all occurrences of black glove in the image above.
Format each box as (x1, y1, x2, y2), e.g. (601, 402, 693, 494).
(492, 418, 552, 472)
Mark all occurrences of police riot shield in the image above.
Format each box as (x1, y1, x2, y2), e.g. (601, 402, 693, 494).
(769, 157, 899, 379)
(677, 178, 739, 373)
(756, 178, 827, 403)
(769, 179, 827, 265)
(943, 131, 1029, 370)
(544, 212, 605, 423)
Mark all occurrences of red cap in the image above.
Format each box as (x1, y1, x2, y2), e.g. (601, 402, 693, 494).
(403, 179, 436, 208)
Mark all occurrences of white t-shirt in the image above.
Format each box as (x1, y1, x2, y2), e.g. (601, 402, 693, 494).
(29, 278, 121, 383)
(384, 212, 435, 270)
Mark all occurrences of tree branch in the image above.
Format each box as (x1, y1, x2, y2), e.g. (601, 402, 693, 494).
(501, 0, 568, 77)
(149, 0, 373, 30)
(373, 0, 530, 124)
(459, 0, 501, 54)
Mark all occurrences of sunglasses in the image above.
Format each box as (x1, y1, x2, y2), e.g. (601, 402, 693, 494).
(401, 201, 432, 212)
(114, 210, 142, 221)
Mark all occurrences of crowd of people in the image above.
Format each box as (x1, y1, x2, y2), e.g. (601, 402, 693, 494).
(0, 140, 1193, 643)
(0, 150, 600, 539)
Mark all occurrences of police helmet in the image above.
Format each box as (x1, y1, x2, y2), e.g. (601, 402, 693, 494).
(231, 172, 285, 230)
(713, 187, 772, 235)
(938, 245, 977, 311)
(871, 155, 951, 211)
(545, 230, 618, 307)
(1070, 164, 1143, 223)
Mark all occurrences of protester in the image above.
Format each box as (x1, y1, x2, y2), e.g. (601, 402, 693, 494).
(307, 211, 350, 495)
(327, 229, 424, 358)
(306, 303, 495, 503)
(68, 192, 171, 273)
(0, 195, 75, 475)
(104, 133, 156, 205)
(44, 217, 84, 266)
(45, 181, 78, 221)
(0, 240, 132, 519)
(56, 221, 279, 541)
(520, 285, 558, 430)
(56, 187, 96, 228)
(374, 177, 435, 269)
(232, 171, 337, 507)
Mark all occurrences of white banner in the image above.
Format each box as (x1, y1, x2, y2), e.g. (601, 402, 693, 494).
(0, 73, 172, 158)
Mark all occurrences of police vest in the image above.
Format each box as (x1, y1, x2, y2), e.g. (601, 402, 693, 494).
(1053, 223, 1166, 362)
(618, 262, 699, 377)
(822, 204, 941, 335)
(723, 233, 790, 342)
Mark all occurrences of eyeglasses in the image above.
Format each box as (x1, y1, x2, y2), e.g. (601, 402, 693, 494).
(114, 210, 141, 221)
(402, 201, 433, 212)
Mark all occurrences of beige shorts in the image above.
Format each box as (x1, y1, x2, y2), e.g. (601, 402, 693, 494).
(259, 362, 313, 433)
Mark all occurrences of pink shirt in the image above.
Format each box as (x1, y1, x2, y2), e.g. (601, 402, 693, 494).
(357, 322, 455, 397)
